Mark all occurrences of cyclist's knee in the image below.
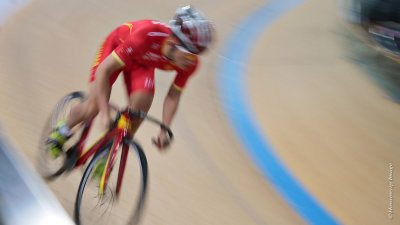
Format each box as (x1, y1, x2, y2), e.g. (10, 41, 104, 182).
(84, 95, 99, 118)
(128, 91, 154, 112)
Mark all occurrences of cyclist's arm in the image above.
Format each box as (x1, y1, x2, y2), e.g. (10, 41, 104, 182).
(162, 65, 195, 127)
(94, 53, 123, 123)
(156, 71, 192, 149)
(162, 84, 182, 128)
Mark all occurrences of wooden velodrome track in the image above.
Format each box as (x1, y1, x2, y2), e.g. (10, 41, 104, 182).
(0, 0, 399, 224)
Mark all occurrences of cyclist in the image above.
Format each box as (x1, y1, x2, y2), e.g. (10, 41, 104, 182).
(46, 5, 214, 156)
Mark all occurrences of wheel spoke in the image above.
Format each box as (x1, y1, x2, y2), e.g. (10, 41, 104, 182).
(75, 141, 147, 225)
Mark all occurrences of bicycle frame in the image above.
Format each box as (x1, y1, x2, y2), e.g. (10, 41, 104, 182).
(72, 110, 135, 196)
(68, 106, 173, 197)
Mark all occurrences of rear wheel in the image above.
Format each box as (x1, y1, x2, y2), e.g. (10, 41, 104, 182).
(37, 91, 86, 180)
(74, 139, 148, 225)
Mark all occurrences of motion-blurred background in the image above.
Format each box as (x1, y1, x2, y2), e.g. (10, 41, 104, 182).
(0, 0, 399, 224)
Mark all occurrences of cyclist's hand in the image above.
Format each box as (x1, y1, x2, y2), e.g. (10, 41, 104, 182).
(152, 130, 170, 151)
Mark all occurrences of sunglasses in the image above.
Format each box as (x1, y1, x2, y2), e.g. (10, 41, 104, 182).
(167, 43, 196, 62)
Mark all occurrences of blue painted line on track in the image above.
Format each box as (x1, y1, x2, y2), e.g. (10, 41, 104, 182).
(217, 0, 341, 224)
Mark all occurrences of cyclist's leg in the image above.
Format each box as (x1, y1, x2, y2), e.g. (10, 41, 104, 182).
(65, 30, 121, 131)
(128, 92, 154, 135)
(66, 84, 107, 129)
(46, 69, 121, 157)
(47, 31, 120, 154)
(124, 66, 155, 135)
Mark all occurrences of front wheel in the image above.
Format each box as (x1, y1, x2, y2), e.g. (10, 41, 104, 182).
(74, 139, 148, 225)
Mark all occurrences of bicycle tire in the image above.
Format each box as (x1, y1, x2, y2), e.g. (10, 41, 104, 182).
(126, 139, 148, 225)
(37, 91, 86, 180)
(74, 139, 148, 225)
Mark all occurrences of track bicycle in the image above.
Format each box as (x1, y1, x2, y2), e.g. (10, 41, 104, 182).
(37, 91, 173, 225)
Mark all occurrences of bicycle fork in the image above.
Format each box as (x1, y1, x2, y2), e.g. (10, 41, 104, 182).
(99, 113, 132, 197)
(116, 143, 129, 197)
(99, 131, 124, 196)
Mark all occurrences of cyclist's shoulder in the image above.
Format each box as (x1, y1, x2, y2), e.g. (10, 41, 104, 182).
(175, 56, 200, 76)
(124, 20, 171, 32)
(121, 20, 170, 43)
(123, 20, 171, 47)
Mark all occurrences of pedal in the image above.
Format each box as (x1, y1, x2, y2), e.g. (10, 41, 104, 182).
(65, 147, 79, 171)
